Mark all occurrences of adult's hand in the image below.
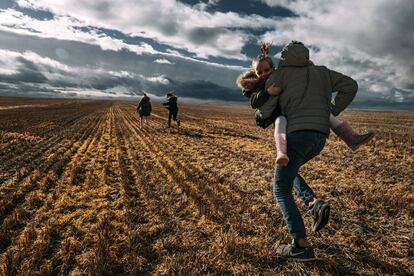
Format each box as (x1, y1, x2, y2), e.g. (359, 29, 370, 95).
(267, 83, 282, 96)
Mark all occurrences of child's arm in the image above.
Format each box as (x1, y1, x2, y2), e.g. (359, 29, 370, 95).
(250, 83, 282, 109)
(250, 89, 270, 109)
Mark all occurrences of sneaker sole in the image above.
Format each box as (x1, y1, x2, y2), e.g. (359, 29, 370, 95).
(287, 256, 316, 262)
(313, 204, 330, 232)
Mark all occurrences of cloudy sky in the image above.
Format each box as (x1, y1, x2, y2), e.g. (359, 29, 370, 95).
(0, 0, 413, 108)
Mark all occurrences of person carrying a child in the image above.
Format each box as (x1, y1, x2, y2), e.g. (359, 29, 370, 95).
(237, 42, 374, 165)
(236, 41, 374, 261)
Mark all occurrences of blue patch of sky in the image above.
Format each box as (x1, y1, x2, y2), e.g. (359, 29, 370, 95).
(0, 0, 15, 9)
(0, 0, 54, 20)
(178, 0, 297, 18)
(16, 6, 54, 20)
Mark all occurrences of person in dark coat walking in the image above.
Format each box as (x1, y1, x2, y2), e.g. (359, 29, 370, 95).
(163, 92, 181, 128)
(137, 93, 152, 129)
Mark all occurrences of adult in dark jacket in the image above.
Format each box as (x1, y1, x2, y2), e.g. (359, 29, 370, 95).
(163, 92, 181, 128)
(253, 41, 359, 261)
(137, 93, 152, 129)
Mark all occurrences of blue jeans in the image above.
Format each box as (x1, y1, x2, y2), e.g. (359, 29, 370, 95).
(273, 130, 326, 240)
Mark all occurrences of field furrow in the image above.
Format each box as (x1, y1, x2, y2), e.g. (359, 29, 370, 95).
(0, 104, 110, 273)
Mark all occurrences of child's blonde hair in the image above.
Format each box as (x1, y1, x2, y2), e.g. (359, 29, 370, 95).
(236, 41, 274, 90)
(252, 41, 274, 68)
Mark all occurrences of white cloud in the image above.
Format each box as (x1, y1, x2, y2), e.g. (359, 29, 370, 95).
(13, 0, 278, 60)
(0, 48, 245, 102)
(59, 88, 134, 98)
(260, 0, 414, 101)
(154, 58, 173, 64)
(145, 75, 170, 85)
(0, 8, 158, 56)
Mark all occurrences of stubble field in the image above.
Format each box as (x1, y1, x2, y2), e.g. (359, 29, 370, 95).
(0, 97, 413, 275)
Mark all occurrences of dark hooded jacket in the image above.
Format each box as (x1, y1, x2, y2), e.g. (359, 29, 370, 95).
(137, 96, 152, 116)
(163, 95, 178, 113)
(250, 41, 358, 135)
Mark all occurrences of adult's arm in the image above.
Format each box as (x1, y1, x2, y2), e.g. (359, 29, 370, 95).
(329, 69, 358, 116)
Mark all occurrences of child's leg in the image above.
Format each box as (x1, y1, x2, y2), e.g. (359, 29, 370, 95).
(274, 116, 289, 166)
(330, 113, 374, 151)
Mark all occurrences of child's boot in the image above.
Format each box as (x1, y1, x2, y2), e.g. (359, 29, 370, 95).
(275, 133, 289, 166)
(333, 121, 374, 151)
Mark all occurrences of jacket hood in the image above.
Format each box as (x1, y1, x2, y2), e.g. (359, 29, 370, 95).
(279, 41, 309, 67)
(237, 69, 260, 90)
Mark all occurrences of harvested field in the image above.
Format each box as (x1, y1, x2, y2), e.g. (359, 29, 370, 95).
(0, 97, 413, 275)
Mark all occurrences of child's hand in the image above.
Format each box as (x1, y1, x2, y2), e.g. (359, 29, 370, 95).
(267, 83, 282, 96)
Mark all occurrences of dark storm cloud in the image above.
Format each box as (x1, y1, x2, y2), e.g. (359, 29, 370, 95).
(143, 77, 244, 101)
(0, 55, 49, 84)
(0, 30, 243, 87)
(175, 80, 244, 101)
(187, 27, 223, 45)
(0, 82, 63, 98)
(156, 19, 180, 37)
(0, 37, 244, 102)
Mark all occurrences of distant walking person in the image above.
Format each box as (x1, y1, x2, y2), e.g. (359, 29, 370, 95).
(163, 92, 181, 128)
(137, 93, 151, 129)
